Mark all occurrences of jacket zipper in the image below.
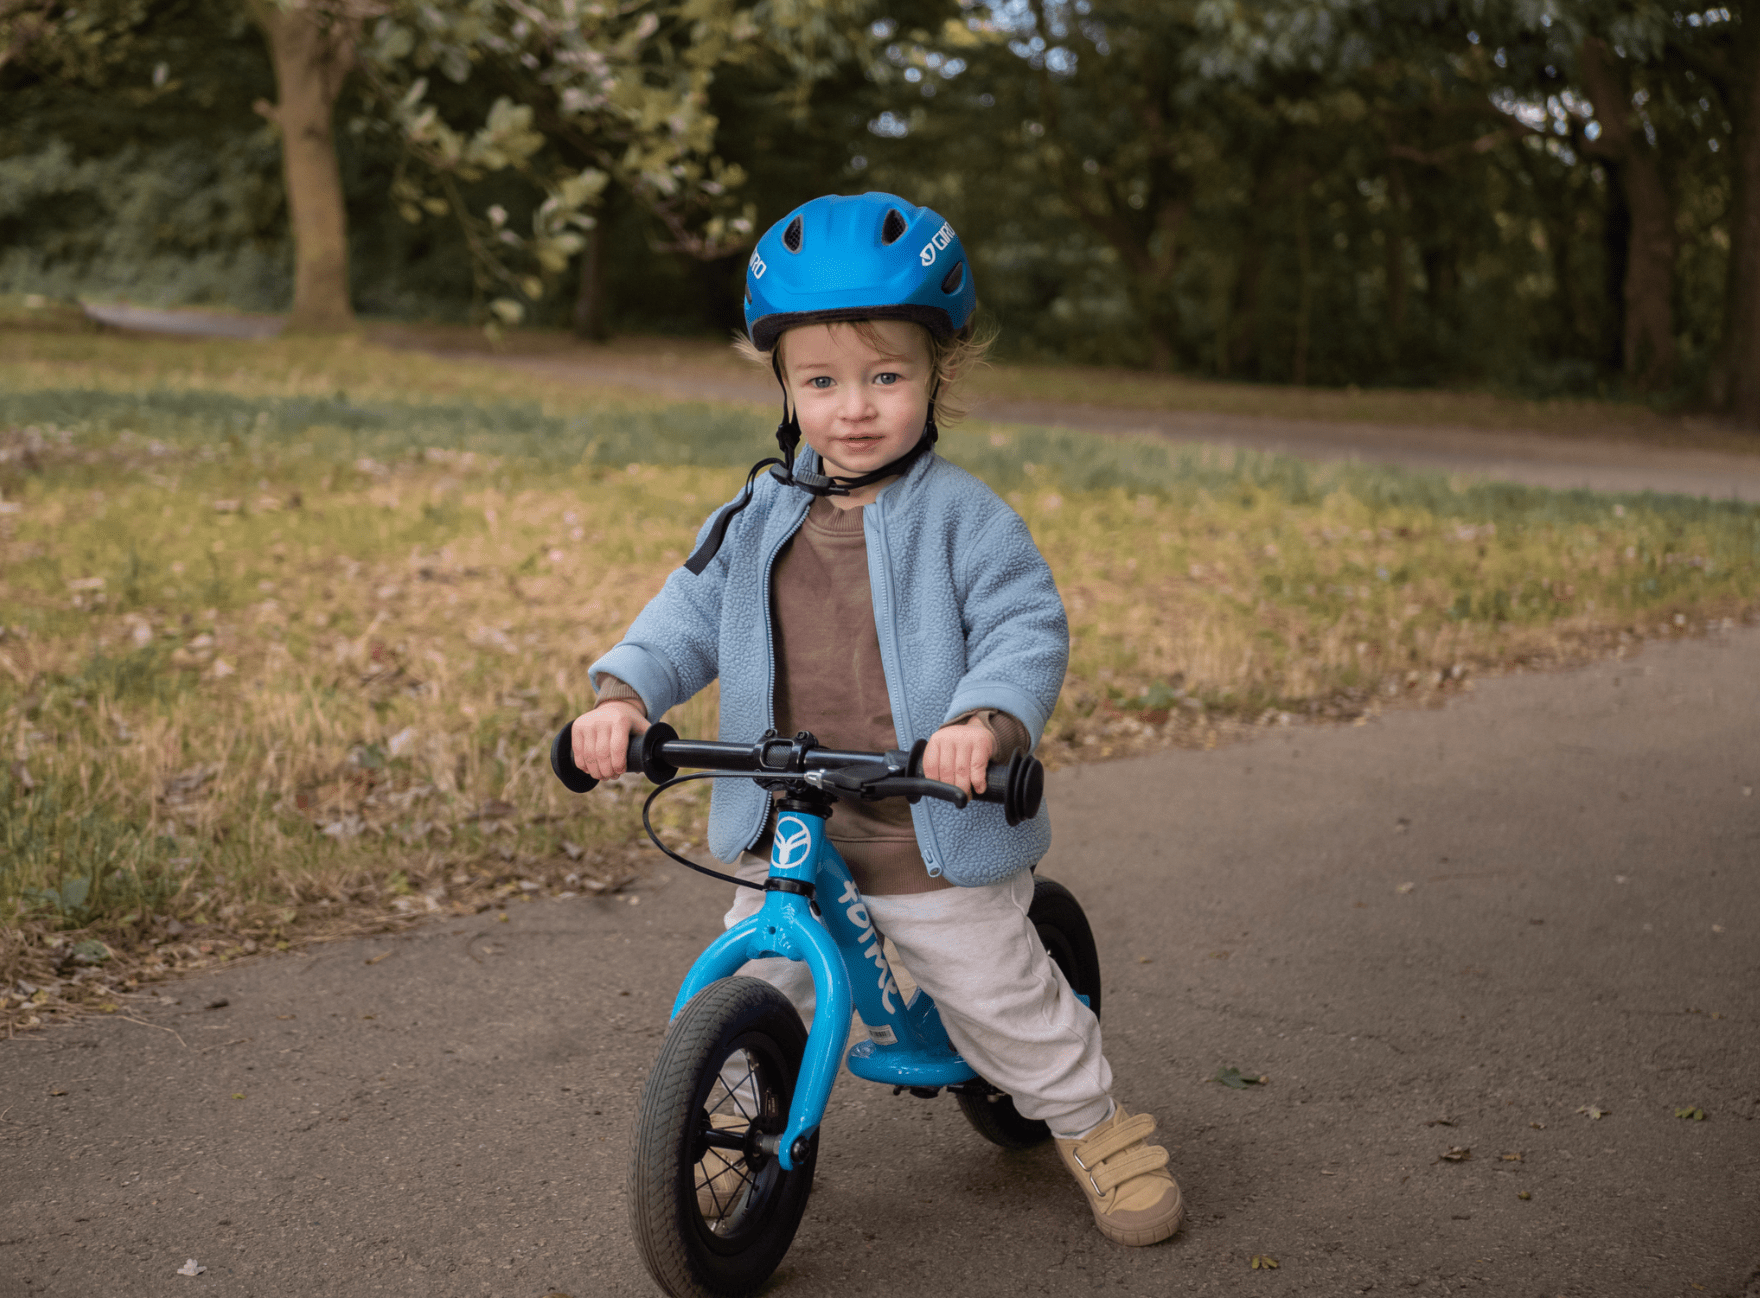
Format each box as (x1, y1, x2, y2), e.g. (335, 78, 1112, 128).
(866, 486, 942, 878)
(749, 493, 810, 850)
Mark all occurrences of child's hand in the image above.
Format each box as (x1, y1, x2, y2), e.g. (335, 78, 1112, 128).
(922, 715, 994, 798)
(571, 700, 650, 782)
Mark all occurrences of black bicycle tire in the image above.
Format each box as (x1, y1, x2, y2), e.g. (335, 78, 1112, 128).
(956, 876, 1104, 1149)
(628, 976, 819, 1298)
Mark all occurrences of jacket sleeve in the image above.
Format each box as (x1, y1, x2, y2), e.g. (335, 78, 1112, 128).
(941, 507, 1069, 747)
(586, 505, 734, 720)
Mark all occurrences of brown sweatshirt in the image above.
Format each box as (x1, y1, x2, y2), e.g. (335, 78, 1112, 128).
(597, 494, 1028, 895)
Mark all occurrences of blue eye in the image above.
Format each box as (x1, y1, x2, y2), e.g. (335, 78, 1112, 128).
(808, 376, 834, 389)
(874, 372, 899, 386)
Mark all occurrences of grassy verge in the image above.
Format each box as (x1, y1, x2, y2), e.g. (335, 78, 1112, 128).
(11, 312, 1751, 448)
(3, 331, 1757, 1031)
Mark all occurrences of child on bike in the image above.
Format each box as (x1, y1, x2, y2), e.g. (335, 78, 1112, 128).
(569, 192, 1182, 1247)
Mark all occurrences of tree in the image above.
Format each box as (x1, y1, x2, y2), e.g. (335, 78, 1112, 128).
(248, 0, 376, 333)
(1697, 8, 1760, 425)
(360, 0, 877, 331)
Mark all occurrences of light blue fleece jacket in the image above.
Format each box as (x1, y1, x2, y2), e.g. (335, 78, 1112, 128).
(587, 447, 1069, 887)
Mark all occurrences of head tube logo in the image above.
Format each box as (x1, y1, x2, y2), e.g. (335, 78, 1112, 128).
(749, 251, 767, 279)
(918, 222, 954, 267)
(773, 815, 813, 870)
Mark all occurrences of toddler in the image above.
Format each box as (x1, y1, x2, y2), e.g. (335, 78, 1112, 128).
(570, 192, 1182, 1246)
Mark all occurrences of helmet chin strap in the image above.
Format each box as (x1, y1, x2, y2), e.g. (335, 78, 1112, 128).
(681, 353, 939, 576)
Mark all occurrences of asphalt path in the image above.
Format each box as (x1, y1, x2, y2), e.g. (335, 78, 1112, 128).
(76, 303, 1760, 501)
(4, 627, 1756, 1298)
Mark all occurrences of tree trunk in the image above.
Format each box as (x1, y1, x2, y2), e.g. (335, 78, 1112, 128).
(1229, 239, 1261, 378)
(572, 203, 611, 342)
(1580, 37, 1677, 391)
(251, 0, 360, 333)
(1714, 19, 1760, 427)
(1292, 184, 1312, 386)
(1384, 163, 1408, 337)
(1599, 158, 1631, 374)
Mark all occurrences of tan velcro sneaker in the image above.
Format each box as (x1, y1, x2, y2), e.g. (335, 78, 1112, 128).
(1055, 1105, 1185, 1246)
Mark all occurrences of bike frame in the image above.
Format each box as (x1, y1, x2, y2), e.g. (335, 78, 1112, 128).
(668, 803, 977, 1171)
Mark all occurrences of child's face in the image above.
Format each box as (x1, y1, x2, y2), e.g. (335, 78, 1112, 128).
(780, 320, 932, 482)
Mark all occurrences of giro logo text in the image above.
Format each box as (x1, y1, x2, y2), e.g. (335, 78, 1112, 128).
(838, 881, 901, 1015)
(749, 251, 767, 279)
(918, 222, 954, 267)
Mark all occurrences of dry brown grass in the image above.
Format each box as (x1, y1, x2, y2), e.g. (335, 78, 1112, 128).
(3, 328, 1757, 1035)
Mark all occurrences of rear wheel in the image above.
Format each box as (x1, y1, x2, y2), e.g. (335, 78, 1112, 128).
(956, 876, 1103, 1149)
(628, 977, 818, 1298)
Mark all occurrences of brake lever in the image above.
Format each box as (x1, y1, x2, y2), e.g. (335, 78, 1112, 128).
(802, 766, 969, 810)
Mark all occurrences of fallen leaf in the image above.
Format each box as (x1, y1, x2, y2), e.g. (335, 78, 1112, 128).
(1395, 881, 1415, 894)
(1250, 1255, 1280, 1269)
(1576, 1105, 1610, 1120)
(1212, 1066, 1266, 1089)
(363, 952, 391, 966)
(1437, 1146, 1472, 1162)
(1529, 1121, 1546, 1130)
(48, 1088, 67, 1097)
(1499, 1152, 1524, 1162)
(231, 1092, 245, 1100)
(176, 1259, 206, 1276)
(496, 912, 510, 923)
(1517, 1191, 1531, 1201)
(1673, 1106, 1706, 1121)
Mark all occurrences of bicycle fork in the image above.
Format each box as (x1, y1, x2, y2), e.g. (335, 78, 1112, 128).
(668, 803, 976, 1170)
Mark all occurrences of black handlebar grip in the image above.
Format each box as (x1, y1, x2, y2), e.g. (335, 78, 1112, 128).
(551, 719, 679, 794)
(978, 750, 1044, 827)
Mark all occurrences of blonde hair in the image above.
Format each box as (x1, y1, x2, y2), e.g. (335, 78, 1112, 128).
(733, 317, 993, 426)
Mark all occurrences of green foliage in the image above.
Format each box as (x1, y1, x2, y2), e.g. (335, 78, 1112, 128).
(1, 0, 1752, 398)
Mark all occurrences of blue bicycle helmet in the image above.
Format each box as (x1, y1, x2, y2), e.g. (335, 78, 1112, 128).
(743, 192, 978, 350)
(684, 193, 978, 576)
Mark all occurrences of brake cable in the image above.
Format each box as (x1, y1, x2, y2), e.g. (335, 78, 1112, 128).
(641, 772, 768, 891)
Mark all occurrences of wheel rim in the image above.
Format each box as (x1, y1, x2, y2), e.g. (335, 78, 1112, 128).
(1036, 924, 1080, 994)
(689, 1034, 795, 1253)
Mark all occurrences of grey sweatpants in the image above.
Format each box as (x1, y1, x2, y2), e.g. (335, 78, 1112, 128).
(722, 856, 1114, 1137)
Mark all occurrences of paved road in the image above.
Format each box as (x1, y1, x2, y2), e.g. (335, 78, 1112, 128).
(4, 627, 1756, 1298)
(77, 303, 1760, 501)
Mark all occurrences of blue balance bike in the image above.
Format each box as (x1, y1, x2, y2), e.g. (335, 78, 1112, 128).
(552, 722, 1102, 1298)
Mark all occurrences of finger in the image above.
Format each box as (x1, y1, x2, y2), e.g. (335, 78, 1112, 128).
(589, 716, 619, 781)
(604, 713, 629, 779)
(942, 736, 973, 796)
(970, 743, 988, 795)
(571, 715, 592, 772)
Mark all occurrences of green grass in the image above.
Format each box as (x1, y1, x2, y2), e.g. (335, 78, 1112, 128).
(2, 329, 1756, 1021)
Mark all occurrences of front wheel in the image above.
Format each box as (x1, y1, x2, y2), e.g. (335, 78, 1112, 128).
(956, 876, 1103, 1149)
(628, 977, 818, 1298)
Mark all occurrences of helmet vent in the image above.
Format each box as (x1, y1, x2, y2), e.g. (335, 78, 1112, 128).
(940, 260, 966, 295)
(782, 216, 804, 253)
(881, 208, 909, 245)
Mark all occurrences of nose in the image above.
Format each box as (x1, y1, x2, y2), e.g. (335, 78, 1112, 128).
(835, 384, 876, 422)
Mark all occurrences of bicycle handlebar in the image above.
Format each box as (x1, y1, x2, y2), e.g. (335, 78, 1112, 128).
(550, 720, 1044, 828)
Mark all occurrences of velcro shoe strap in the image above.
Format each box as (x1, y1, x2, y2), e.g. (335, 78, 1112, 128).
(1073, 1112, 1158, 1167)
(1090, 1143, 1170, 1197)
